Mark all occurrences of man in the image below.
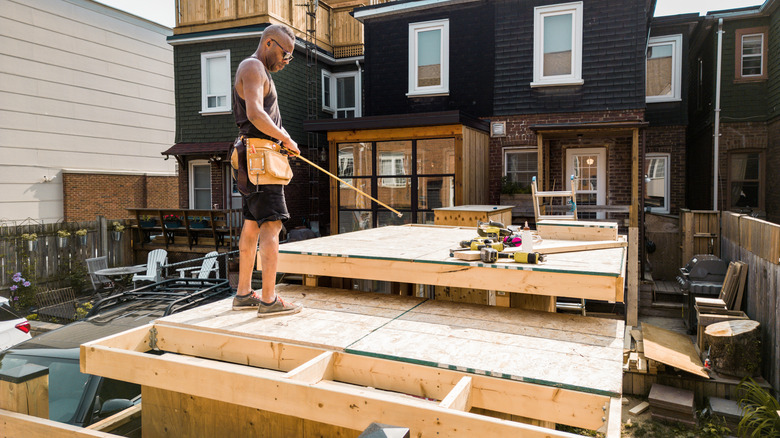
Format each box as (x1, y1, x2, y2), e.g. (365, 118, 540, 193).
(231, 24, 302, 317)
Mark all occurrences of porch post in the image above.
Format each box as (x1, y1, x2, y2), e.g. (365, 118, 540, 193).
(627, 128, 639, 326)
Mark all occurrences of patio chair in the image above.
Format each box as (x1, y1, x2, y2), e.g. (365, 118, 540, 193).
(176, 251, 220, 279)
(132, 249, 168, 287)
(86, 256, 112, 292)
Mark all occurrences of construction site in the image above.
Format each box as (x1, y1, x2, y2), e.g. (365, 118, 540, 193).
(2, 0, 780, 437)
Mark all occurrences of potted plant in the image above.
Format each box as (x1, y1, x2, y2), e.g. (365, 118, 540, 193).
(75, 228, 88, 245)
(190, 216, 209, 229)
(163, 214, 182, 228)
(139, 215, 156, 228)
(21, 233, 38, 252)
(111, 222, 125, 241)
(499, 177, 534, 217)
(57, 229, 71, 247)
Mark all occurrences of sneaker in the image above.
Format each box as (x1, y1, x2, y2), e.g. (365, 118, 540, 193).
(232, 291, 263, 310)
(256, 295, 302, 318)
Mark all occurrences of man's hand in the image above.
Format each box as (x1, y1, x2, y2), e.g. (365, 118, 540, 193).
(282, 137, 299, 156)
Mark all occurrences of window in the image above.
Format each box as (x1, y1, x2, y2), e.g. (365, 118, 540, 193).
(729, 152, 763, 211)
(322, 70, 361, 118)
(379, 152, 407, 188)
(736, 28, 768, 80)
(646, 35, 682, 102)
(503, 149, 537, 190)
(644, 154, 670, 214)
(408, 19, 449, 96)
(532, 2, 583, 87)
(201, 50, 231, 113)
(189, 160, 212, 209)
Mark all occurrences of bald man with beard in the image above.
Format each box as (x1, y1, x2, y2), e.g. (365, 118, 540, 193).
(231, 24, 302, 317)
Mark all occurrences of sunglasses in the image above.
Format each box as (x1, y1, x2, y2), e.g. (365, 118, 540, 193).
(270, 38, 294, 62)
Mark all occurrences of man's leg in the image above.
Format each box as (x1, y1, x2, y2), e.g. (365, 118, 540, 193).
(257, 219, 282, 303)
(236, 219, 261, 297)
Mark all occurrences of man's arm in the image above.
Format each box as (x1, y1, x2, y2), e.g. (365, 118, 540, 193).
(240, 61, 299, 154)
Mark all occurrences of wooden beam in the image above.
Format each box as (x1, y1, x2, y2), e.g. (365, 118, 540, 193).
(631, 128, 639, 227)
(327, 125, 462, 142)
(86, 324, 611, 430)
(81, 346, 583, 438)
(600, 397, 623, 438)
(0, 366, 48, 419)
(274, 254, 623, 302)
(439, 376, 473, 411)
(0, 409, 122, 437)
(537, 133, 545, 191)
(627, 227, 639, 326)
(284, 352, 335, 383)
(86, 404, 142, 433)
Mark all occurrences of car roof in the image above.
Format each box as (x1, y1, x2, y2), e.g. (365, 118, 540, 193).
(8, 278, 231, 352)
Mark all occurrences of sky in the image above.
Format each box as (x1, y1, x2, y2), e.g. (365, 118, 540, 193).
(94, 0, 766, 28)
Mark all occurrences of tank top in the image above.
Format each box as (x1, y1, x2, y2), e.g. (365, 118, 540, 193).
(233, 57, 282, 140)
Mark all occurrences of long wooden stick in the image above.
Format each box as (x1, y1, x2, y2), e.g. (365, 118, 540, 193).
(286, 149, 403, 218)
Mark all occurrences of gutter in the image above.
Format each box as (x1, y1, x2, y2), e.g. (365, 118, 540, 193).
(713, 18, 723, 211)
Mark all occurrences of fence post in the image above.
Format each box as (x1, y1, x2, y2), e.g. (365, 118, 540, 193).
(98, 215, 108, 259)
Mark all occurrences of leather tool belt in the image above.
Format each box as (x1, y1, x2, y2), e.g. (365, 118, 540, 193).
(230, 136, 293, 195)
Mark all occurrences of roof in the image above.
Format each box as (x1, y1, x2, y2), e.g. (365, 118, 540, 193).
(303, 110, 489, 133)
(162, 142, 232, 157)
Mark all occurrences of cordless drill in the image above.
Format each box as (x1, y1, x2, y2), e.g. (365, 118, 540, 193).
(480, 247, 545, 264)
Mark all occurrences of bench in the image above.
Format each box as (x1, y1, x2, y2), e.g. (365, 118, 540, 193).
(35, 287, 77, 321)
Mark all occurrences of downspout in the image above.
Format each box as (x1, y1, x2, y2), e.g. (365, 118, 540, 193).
(713, 18, 723, 210)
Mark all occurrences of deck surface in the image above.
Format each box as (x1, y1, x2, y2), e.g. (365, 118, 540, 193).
(273, 225, 627, 301)
(157, 284, 625, 396)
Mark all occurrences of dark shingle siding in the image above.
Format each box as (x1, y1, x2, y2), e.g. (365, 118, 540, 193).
(493, 0, 647, 116)
(720, 17, 769, 122)
(363, 2, 494, 117)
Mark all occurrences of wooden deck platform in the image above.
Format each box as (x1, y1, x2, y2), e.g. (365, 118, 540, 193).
(81, 284, 625, 437)
(272, 225, 627, 302)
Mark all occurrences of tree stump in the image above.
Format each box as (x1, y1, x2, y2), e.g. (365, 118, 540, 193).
(704, 320, 761, 378)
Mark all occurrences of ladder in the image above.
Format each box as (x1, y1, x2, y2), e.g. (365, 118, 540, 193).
(531, 175, 578, 223)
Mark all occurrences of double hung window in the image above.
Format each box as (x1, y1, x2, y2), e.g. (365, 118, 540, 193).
(532, 2, 583, 87)
(408, 20, 449, 96)
(646, 35, 682, 102)
(201, 50, 231, 113)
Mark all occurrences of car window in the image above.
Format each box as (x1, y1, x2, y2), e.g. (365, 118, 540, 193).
(0, 303, 22, 321)
(0, 353, 90, 423)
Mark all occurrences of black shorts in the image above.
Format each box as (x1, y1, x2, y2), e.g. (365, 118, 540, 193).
(242, 185, 290, 225)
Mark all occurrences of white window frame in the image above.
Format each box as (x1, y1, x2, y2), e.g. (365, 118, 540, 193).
(189, 160, 212, 209)
(322, 70, 361, 118)
(532, 2, 584, 88)
(740, 33, 764, 78)
(408, 19, 449, 97)
(200, 50, 231, 114)
(503, 148, 538, 187)
(379, 153, 407, 188)
(646, 34, 682, 103)
(644, 153, 670, 214)
(322, 70, 334, 113)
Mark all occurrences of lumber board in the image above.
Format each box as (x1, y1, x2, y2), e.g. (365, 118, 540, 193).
(81, 346, 586, 438)
(629, 401, 650, 415)
(641, 323, 708, 378)
(734, 261, 748, 311)
(537, 220, 619, 241)
(86, 404, 142, 433)
(0, 409, 122, 437)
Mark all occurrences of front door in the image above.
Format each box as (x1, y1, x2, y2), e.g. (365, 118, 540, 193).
(566, 147, 606, 219)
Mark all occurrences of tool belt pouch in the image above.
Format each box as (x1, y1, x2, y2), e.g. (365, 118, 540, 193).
(230, 137, 293, 192)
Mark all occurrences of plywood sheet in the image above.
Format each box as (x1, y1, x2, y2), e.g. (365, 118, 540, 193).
(347, 299, 624, 396)
(156, 285, 424, 350)
(641, 323, 708, 378)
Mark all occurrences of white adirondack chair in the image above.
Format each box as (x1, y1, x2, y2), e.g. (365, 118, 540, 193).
(176, 251, 220, 279)
(132, 249, 168, 287)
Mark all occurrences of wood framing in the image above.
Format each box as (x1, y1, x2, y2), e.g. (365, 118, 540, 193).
(269, 225, 627, 302)
(0, 409, 122, 437)
(81, 301, 624, 437)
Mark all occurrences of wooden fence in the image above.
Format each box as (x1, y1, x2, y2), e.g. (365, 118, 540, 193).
(0, 217, 132, 296)
(721, 212, 780, 392)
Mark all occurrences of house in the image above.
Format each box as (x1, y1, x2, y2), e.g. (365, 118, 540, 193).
(0, 0, 177, 223)
(686, 0, 780, 225)
(164, 0, 374, 235)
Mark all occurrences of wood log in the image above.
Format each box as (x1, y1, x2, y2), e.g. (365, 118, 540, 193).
(704, 320, 761, 378)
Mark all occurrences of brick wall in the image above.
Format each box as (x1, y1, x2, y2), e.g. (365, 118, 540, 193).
(487, 109, 645, 208)
(63, 172, 179, 221)
(645, 126, 686, 215)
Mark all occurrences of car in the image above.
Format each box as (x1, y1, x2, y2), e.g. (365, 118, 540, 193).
(0, 278, 233, 436)
(0, 296, 32, 350)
